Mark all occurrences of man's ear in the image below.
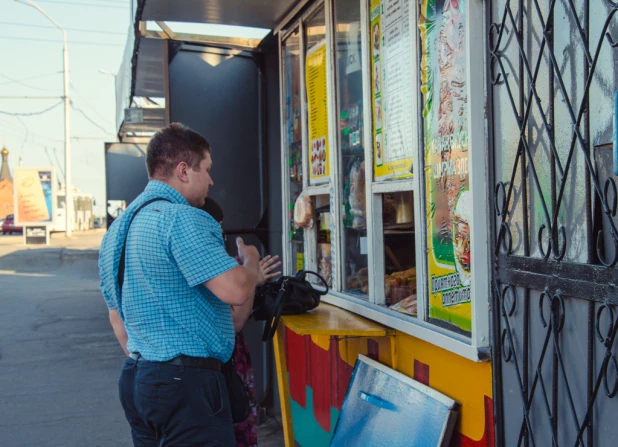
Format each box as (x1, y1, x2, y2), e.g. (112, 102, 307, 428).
(175, 162, 190, 183)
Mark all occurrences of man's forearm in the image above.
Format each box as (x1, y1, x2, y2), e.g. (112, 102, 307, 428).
(205, 240, 262, 306)
(239, 252, 260, 298)
(109, 309, 129, 356)
(231, 293, 255, 333)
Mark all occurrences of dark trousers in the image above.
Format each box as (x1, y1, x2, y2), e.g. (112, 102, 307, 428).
(118, 357, 235, 447)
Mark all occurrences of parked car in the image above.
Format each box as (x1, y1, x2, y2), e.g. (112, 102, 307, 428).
(2, 215, 23, 235)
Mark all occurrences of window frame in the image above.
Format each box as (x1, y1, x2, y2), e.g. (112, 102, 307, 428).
(277, 0, 490, 361)
(280, 0, 332, 280)
(279, 25, 303, 276)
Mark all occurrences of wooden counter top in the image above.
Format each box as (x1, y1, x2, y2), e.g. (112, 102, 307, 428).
(280, 302, 394, 337)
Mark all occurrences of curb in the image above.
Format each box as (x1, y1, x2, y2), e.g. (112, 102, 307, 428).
(0, 248, 100, 271)
(61, 249, 100, 262)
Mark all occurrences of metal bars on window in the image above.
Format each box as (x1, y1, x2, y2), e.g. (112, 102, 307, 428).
(488, 0, 618, 445)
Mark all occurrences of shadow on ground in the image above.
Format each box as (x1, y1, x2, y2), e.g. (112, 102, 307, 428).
(0, 246, 284, 446)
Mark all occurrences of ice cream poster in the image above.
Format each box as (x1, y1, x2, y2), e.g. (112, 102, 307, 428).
(14, 168, 55, 225)
(305, 41, 330, 184)
(420, 0, 471, 333)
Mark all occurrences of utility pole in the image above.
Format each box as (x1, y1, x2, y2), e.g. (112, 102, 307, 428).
(16, 0, 72, 236)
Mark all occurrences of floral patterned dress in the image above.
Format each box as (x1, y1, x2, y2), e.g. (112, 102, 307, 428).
(233, 332, 258, 447)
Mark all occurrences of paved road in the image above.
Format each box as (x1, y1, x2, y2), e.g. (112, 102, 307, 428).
(0, 232, 284, 447)
(0, 241, 132, 447)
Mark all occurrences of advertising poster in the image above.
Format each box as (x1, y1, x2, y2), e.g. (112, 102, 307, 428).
(420, 0, 471, 332)
(306, 41, 330, 185)
(14, 168, 55, 225)
(371, 0, 415, 181)
(0, 177, 13, 220)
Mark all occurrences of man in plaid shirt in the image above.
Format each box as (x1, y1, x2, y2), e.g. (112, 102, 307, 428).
(99, 123, 264, 446)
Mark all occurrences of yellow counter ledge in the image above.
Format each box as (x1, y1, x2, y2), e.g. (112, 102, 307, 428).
(279, 302, 394, 337)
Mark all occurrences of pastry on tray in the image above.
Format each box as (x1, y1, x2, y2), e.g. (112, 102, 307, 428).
(389, 295, 417, 316)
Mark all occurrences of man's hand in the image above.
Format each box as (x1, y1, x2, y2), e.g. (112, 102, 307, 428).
(108, 309, 129, 356)
(258, 255, 282, 285)
(236, 237, 260, 266)
(230, 254, 282, 332)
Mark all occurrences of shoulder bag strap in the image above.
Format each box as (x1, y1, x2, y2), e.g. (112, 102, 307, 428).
(117, 198, 171, 292)
(262, 278, 292, 342)
(301, 270, 329, 295)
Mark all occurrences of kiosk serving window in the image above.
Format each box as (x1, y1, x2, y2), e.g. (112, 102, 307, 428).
(279, 0, 488, 359)
(334, 0, 369, 298)
(282, 28, 304, 274)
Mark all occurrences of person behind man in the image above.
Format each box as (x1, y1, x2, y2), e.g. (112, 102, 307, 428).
(99, 123, 265, 446)
(200, 197, 281, 447)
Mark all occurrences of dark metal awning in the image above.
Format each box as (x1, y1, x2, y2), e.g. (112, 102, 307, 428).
(115, 0, 302, 137)
(134, 38, 166, 98)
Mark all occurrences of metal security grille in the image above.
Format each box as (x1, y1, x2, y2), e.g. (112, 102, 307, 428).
(488, 0, 618, 445)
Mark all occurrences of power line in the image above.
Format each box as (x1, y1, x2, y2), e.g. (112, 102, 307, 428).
(33, 0, 127, 9)
(0, 96, 61, 99)
(0, 21, 126, 35)
(0, 101, 63, 117)
(0, 127, 55, 167)
(0, 71, 62, 87)
(71, 102, 115, 136)
(44, 146, 65, 181)
(0, 118, 64, 144)
(0, 118, 59, 165)
(14, 117, 28, 160)
(0, 73, 59, 92)
(0, 121, 110, 144)
(70, 83, 114, 127)
(0, 36, 124, 47)
(85, 0, 129, 4)
(0, 126, 28, 142)
(0, 119, 35, 137)
(52, 147, 65, 181)
(44, 146, 56, 171)
(72, 136, 114, 140)
(0, 116, 31, 160)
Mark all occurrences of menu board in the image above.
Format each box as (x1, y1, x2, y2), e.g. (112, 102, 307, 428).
(306, 41, 330, 185)
(420, 0, 471, 333)
(14, 168, 55, 225)
(371, 0, 415, 181)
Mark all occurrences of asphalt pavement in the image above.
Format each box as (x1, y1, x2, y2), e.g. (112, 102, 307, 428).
(0, 231, 132, 446)
(0, 231, 283, 447)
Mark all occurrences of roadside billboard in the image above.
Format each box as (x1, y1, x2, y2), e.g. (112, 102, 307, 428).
(13, 167, 56, 226)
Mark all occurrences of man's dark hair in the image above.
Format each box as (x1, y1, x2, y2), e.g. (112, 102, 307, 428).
(146, 123, 211, 178)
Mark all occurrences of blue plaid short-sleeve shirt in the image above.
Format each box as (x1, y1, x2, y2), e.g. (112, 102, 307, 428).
(99, 181, 239, 362)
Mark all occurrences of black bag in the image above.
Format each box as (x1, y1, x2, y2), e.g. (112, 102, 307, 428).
(253, 270, 329, 341)
(222, 355, 251, 423)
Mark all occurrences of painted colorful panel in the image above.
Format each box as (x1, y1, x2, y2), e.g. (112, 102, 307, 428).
(284, 327, 391, 445)
(281, 326, 494, 447)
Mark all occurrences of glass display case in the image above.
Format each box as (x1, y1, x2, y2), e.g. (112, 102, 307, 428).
(283, 29, 305, 273)
(334, 0, 369, 297)
(381, 191, 417, 316)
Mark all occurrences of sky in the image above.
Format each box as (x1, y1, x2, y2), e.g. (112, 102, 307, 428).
(0, 0, 132, 216)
